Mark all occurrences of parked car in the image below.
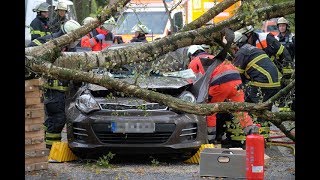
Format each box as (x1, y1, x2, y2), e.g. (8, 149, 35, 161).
(65, 44, 207, 160)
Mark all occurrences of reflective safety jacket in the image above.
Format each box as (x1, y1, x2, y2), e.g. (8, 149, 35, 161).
(188, 52, 241, 88)
(188, 52, 215, 74)
(49, 15, 68, 33)
(27, 32, 69, 92)
(233, 44, 281, 88)
(81, 28, 113, 51)
(30, 15, 51, 41)
(276, 31, 295, 60)
(250, 32, 293, 72)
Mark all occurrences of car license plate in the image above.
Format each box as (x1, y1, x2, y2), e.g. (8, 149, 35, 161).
(111, 122, 155, 133)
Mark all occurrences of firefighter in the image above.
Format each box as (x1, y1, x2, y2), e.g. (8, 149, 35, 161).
(49, 1, 69, 33)
(80, 17, 115, 51)
(236, 25, 293, 75)
(231, 32, 281, 105)
(100, 17, 117, 48)
(187, 45, 254, 144)
(30, 2, 51, 41)
(130, 23, 150, 43)
(28, 20, 81, 149)
(276, 17, 295, 60)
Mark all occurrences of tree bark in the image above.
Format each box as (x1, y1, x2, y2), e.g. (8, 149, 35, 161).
(47, 1, 295, 71)
(25, 0, 130, 62)
(29, 60, 295, 123)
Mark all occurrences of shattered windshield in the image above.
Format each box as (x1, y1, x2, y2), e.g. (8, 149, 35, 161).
(115, 12, 169, 34)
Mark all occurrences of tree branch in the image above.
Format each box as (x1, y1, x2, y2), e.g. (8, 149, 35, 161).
(25, 0, 130, 62)
(264, 79, 295, 106)
(180, 0, 240, 32)
(28, 60, 294, 124)
(49, 1, 295, 71)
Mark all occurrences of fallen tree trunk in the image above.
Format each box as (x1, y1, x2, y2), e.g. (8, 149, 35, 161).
(29, 60, 295, 123)
(48, 1, 295, 71)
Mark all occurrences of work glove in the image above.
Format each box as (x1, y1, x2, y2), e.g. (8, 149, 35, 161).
(95, 34, 105, 41)
(243, 125, 259, 136)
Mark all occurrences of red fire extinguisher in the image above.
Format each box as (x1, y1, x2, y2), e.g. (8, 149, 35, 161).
(246, 125, 264, 180)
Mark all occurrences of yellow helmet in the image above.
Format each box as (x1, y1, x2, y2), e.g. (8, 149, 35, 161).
(131, 23, 150, 34)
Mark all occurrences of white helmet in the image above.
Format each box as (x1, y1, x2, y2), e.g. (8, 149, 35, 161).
(131, 23, 150, 34)
(82, 17, 95, 25)
(237, 25, 254, 35)
(102, 17, 117, 31)
(201, 44, 210, 49)
(277, 17, 289, 25)
(32, 2, 50, 12)
(233, 31, 248, 46)
(55, 2, 68, 11)
(187, 45, 205, 58)
(61, 20, 81, 34)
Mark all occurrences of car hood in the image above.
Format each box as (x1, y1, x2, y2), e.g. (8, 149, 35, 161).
(88, 76, 195, 91)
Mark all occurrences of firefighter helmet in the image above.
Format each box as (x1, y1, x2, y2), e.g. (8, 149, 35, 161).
(55, 1, 68, 11)
(33, 2, 50, 12)
(82, 17, 95, 25)
(61, 20, 81, 34)
(102, 17, 117, 31)
(233, 31, 247, 46)
(187, 45, 205, 58)
(201, 44, 210, 49)
(131, 23, 150, 34)
(277, 17, 289, 25)
(237, 25, 254, 35)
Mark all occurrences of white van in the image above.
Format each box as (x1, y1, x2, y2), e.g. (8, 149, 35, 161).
(25, 0, 77, 46)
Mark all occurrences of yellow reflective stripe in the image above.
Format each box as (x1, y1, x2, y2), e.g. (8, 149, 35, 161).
(32, 39, 43, 46)
(237, 67, 244, 74)
(53, 80, 59, 87)
(270, 56, 275, 61)
(231, 135, 246, 141)
(248, 81, 281, 88)
(43, 84, 68, 91)
(30, 30, 51, 36)
(45, 132, 61, 138)
(43, 80, 68, 91)
(236, 67, 245, 73)
(45, 139, 61, 145)
(245, 54, 269, 72)
(279, 107, 291, 112)
(252, 64, 273, 83)
(276, 44, 284, 59)
(283, 68, 294, 74)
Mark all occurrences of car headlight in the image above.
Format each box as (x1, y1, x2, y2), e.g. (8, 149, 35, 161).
(75, 93, 100, 114)
(179, 91, 196, 103)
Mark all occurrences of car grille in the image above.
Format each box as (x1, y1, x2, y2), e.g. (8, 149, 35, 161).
(99, 103, 168, 111)
(73, 123, 88, 141)
(92, 123, 175, 144)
